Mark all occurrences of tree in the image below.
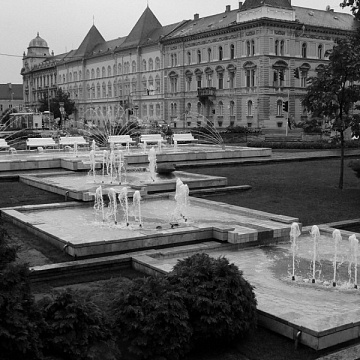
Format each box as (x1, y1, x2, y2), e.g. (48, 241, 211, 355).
(38, 88, 75, 127)
(302, 36, 360, 189)
(341, 0, 360, 19)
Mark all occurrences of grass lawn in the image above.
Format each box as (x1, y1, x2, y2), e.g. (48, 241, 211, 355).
(1, 157, 360, 359)
(187, 157, 360, 226)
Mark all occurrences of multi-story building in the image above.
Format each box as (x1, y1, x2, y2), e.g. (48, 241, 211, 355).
(0, 83, 23, 115)
(21, 0, 357, 130)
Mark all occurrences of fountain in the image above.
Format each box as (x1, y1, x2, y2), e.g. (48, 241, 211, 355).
(118, 187, 129, 226)
(148, 147, 157, 182)
(348, 234, 359, 288)
(332, 229, 342, 287)
(107, 188, 118, 224)
(171, 178, 189, 225)
(310, 225, 320, 283)
(132, 190, 142, 227)
(290, 222, 301, 281)
(94, 186, 105, 222)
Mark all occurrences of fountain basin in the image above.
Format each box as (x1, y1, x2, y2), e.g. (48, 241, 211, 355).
(1, 196, 296, 258)
(19, 170, 228, 201)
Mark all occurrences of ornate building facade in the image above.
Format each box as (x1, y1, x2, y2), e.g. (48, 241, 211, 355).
(21, 0, 357, 130)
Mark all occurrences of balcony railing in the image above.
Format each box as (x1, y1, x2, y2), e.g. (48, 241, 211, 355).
(197, 87, 216, 97)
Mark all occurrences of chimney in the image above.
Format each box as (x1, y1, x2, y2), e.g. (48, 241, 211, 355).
(239, 2, 243, 9)
(225, 5, 231, 12)
(194, 13, 199, 20)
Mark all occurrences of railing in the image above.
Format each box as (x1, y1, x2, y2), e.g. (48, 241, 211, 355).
(197, 87, 216, 97)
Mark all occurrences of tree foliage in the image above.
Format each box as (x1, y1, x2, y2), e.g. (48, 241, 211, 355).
(111, 276, 192, 360)
(169, 253, 257, 346)
(302, 35, 360, 189)
(341, 0, 360, 19)
(38, 88, 76, 125)
(0, 221, 43, 360)
(39, 289, 112, 360)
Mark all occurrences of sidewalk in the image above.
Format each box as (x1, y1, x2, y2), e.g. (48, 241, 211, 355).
(176, 148, 360, 168)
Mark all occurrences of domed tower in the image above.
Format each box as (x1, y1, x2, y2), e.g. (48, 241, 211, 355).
(22, 32, 50, 71)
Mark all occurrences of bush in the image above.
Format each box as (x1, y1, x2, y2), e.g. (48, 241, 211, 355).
(39, 289, 113, 360)
(349, 159, 360, 179)
(168, 253, 257, 346)
(111, 276, 192, 360)
(247, 139, 360, 149)
(0, 222, 43, 360)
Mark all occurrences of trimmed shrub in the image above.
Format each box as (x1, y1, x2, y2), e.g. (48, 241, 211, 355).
(0, 222, 43, 360)
(39, 289, 113, 360)
(111, 276, 192, 360)
(0, 264, 44, 360)
(168, 253, 257, 346)
(349, 159, 360, 179)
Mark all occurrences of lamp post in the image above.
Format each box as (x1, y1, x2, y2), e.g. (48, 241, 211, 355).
(59, 102, 65, 130)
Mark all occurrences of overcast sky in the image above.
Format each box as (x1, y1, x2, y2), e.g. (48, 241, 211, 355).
(0, 0, 351, 84)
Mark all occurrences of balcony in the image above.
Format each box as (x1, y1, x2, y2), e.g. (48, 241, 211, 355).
(197, 87, 216, 104)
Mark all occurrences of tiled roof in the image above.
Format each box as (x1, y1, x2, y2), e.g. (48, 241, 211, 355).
(0, 84, 23, 101)
(163, 4, 357, 41)
(294, 6, 358, 31)
(122, 6, 162, 48)
(74, 25, 106, 58)
(165, 10, 238, 40)
(240, 0, 292, 11)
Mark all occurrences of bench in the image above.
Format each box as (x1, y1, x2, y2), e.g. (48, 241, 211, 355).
(26, 137, 57, 150)
(140, 134, 166, 152)
(108, 135, 135, 152)
(264, 135, 302, 143)
(0, 138, 10, 150)
(172, 133, 197, 149)
(59, 136, 88, 149)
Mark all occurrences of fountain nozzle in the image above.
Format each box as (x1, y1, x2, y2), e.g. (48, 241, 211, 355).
(333, 282, 336, 287)
(311, 279, 315, 284)
(292, 275, 295, 281)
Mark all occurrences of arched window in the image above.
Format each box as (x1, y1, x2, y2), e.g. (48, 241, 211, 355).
(142, 59, 146, 71)
(96, 83, 100, 98)
(280, 40, 284, 56)
(87, 84, 91, 99)
(149, 58, 154, 71)
(155, 57, 160, 70)
(207, 48, 212, 62)
(318, 44, 323, 59)
(142, 76, 147, 92)
(156, 103, 161, 116)
(107, 66, 111, 77)
(275, 40, 279, 56)
(277, 99, 283, 116)
(118, 64, 122, 74)
(113, 64, 117, 76)
(102, 67, 106, 77)
(230, 44, 235, 59)
(302, 43, 307, 58)
(69, 72, 72, 82)
(187, 51, 191, 65)
(113, 80, 117, 97)
(251, 40, 255, 55)
(247, 100, 253, 116)
(96, 68, 100, 78)
(197, 49, 201, 64)
(185, 70, 192, 91)
(218, 101, 224, 116)
(79, 70, 82, 80)
(132, 61, 136, 73)
(219, 46, 223, 61)
(155, 75, 161, 92)
(197, 101, 202, 115)
(102, 82, 106, 98)
(230, 100, 234, 116)
(246, 41, 251, 56)
(108, 81, 112, 97)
